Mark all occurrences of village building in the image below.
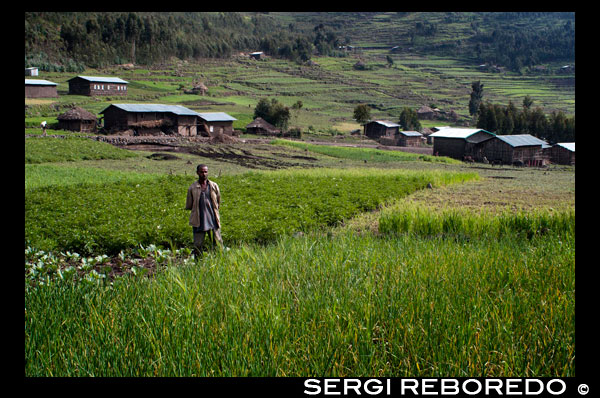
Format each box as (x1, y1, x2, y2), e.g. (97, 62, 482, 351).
(100, 104, 200, 136)
(197, 112, 237, 136)
(249, 52, 264, 60)
(417, 105, 436, 120)
(548, 142, 575, 165)
(25, 79, 58, 98)
(481, 134, 550, 166)
(245, 117, 280, 136)
(363, 120, 400, 140)
(430, 128, 495, 160)
(57, 107, 97, 133)
(397, 131, 423, 146)
(25, 67, 39, 76)
(68, 76, 128, 96)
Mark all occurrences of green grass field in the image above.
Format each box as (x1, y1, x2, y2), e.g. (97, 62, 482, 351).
(25, 48, 575, 378)
(24, 135, 574, 377)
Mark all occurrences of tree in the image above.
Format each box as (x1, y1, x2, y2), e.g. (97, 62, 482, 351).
(353, 104, 371, 126)
(522, 95, 534, 110)
(469, 81, 484, 117)
(291, 100, 303, 126)
(253, 98, 290, 131)
(386, 55, 394, 68)
(398, 108, 421, 131)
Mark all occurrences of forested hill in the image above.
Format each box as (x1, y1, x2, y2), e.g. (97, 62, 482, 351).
(25, 12, 574, 72)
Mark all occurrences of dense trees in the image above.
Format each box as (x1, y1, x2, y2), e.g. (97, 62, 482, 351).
(254, 98, 291, 131)
(25, 12, 346, 69)
(398, 108, 421, 131)
(476, 101, 574, 143)
(471, 14, 574, 72)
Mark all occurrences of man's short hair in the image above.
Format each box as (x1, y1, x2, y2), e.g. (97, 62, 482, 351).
(197, 164, 208, 171)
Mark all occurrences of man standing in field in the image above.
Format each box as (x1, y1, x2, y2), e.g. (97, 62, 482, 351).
(186, 164, 223, 253)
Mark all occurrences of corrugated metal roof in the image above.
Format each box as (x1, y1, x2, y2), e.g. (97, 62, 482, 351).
(101, 103, 200, 116)
(556, 142, 575, 152)
(197, 112, 237, 122)
(71, 76, 128, 84)
(25, 79, 57, 86)
(369, 120, 400, 128)
(495, 134, 549, 148)
(399, 130, 422, 137)
(429, 128, 493, 139)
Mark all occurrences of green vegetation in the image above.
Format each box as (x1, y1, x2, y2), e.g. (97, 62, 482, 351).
(25, 136, 139, 164)
(272, 139, 460, 164)
(25, 227, 574, 376)
(25, 167, 476, 254)
(379, 204, 574, 240)
(24, 12, 575, 379)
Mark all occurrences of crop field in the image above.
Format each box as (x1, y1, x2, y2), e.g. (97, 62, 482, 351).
(25, 45, 575, 378)
(24, 132, 574, 377)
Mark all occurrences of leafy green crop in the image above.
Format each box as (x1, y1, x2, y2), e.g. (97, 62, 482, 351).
(25, 168, 477, 254)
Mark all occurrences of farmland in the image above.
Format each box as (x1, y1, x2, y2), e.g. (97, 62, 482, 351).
(24, 136, 575, 378)
(25, 14, 574, 379)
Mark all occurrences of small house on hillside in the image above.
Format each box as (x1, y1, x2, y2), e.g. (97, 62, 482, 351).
(397, 131, 423, 147)
(548, 142, 575, 165)
(481, 134, 550, 166)
(249, 52, 264, 60)
(25, 67, 39, 76)
(25, 79, 58, 98)
(417, 106, 436, 120)
(363, 120, 400, 140)
(57, 107, 97, 133)
(245, 117, 280, 136)
(197, 112, 237, 136)
(100, 103, 200, 136)
(68, 76, 128, 96)
(430, 128, 495, 160)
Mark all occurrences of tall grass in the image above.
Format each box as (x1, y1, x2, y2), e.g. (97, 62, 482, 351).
(379, 204, 575, 240)
(25, 229, 575, 377)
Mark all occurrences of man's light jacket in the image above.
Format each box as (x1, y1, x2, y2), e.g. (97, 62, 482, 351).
(186, 179, 221, 229)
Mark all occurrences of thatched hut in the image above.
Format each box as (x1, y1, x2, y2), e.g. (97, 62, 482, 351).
(245, 117, 280, 136)
(417, 106, 435, 120)
(57, 107, 97, 132)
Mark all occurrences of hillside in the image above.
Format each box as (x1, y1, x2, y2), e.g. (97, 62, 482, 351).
(25, 12, 574, 72)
